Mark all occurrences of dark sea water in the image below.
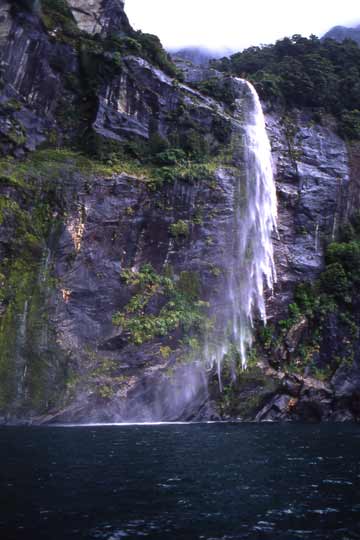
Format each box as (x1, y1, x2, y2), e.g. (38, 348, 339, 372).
(0, 423, 359, 540)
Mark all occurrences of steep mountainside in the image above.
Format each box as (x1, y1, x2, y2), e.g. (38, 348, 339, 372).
(323, 24, 360, 45)
(0, 1, 359, 424)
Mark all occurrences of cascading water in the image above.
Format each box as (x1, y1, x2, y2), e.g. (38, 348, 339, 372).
(205, 80, 277, 383)
(232, 80, 277, 364)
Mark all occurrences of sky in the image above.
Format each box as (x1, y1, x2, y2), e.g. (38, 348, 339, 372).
(125, 0, 360, 53)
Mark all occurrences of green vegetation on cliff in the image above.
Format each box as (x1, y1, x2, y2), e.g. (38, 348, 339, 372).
(0, 148, 128, 413)
(260, 212, 360, 380)
(113, 265, 208, 345)
(213, 34, 360, 138)
(34, 0, 180, 78)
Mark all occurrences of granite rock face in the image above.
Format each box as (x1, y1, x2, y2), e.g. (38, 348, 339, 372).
(267, 111, 350, 318)
(47, 167, 239, 423)
(67, 0, 130, 36)
(0, 0, 359, 424)
(93, 54, 231, 145)
(0, 1, 78, 155)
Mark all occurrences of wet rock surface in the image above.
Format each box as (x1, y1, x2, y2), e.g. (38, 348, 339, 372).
(0, 0, 359, 424)
(68, 0, 130, 36)
(267, 110, 350, 319)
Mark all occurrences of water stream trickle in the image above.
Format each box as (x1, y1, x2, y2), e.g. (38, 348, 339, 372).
(15, 299, 29, 402)
(315, 221, 320, 252)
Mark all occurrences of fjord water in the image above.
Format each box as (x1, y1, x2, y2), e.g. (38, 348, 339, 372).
(1, 424, 359, 540)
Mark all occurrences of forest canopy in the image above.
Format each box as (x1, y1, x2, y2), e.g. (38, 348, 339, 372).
(212, 35, 360, 139)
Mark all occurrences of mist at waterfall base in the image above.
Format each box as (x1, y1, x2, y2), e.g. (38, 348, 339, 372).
(1, 424, 359, 540)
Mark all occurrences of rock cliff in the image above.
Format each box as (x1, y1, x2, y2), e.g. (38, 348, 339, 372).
(0, 0, 359, 423)
(67, 0, 130, 36)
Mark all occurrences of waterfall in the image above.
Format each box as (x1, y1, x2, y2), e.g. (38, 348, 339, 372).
(39, 248, 51, 284)
(315, 221, 320, 252)
(233, 80, 277, 366)
(206, 80, 277, 382)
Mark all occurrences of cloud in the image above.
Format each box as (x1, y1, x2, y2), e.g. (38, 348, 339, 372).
(125, 0, 360, 51)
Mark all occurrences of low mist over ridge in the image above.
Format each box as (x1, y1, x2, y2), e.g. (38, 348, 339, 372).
(126, 0, 360, 52)
(170, 47, 234, 66)
(171, 20, 360, 69)
(323, 23, 360, 45)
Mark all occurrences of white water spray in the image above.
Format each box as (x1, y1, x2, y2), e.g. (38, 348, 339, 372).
(205, 80, 277, 379)
(233, 80, 277, 366)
